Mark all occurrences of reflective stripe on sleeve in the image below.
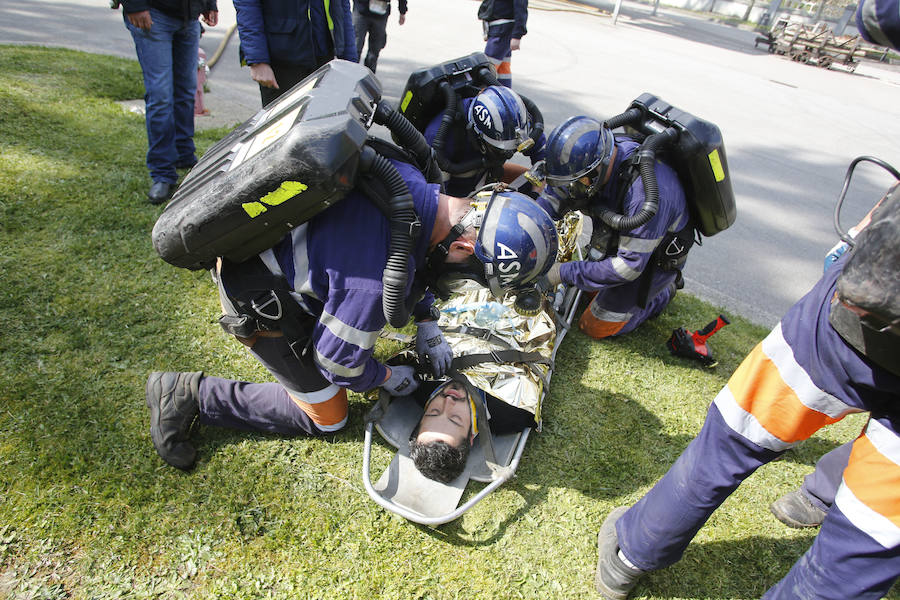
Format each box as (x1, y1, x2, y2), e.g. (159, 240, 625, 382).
(611, 256, 642, 281)
(319, 310, 380, 350)
(714, 323, 858, 451)
(836, 419, 900, 548)
(618, 235, 661, 254)
(314, 349, 366, 378)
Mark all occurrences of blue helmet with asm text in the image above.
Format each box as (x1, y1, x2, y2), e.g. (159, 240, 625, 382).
(474, 190, 559, 297)
(426, 190, 558, 299)
(467, 86, 529, 158)
(541, 115, 614, 210)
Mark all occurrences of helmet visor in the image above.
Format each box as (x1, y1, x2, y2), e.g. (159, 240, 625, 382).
(546, 169, 600, 204)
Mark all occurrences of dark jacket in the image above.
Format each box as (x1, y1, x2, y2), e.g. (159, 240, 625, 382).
(234, 0, 358, 67)
(122, 0, 215, 20)
(478, 0, 527, 38)
(353, 0, 407, 18)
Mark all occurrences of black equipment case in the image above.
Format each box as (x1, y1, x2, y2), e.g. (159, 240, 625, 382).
(152, 60, 381, 271)
(626, 93, 737, 237)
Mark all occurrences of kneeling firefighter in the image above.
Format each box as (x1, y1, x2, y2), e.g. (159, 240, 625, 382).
(538, 96, 736, 339)
(145, 60, 559, 470)
(399, 53, 545, 198)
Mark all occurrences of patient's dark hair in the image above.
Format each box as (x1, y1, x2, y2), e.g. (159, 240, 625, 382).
(409, 438, 470, 483)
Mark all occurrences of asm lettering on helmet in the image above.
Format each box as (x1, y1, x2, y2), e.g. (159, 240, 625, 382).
(242, 181, 309, 218)
(495, 242, 522, 286)
(473, 103, 493, 130)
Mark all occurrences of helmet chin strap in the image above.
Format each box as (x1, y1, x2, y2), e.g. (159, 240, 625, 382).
(422, 222, 470, 299)
(423, 209, 490, 300)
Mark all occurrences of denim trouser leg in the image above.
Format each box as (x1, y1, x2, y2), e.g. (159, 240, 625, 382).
(125, 10, 199, 183)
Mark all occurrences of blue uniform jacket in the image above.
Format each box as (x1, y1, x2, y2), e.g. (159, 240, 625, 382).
(479, 0, 527, 38)
(234, 0, 358, 67)
(259, 161, 439, 392)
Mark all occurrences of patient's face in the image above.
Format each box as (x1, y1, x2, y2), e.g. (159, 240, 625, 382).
(416, 380, 474, 448)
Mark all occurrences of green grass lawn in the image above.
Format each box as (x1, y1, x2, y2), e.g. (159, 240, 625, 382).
(0, 45, 890, 599)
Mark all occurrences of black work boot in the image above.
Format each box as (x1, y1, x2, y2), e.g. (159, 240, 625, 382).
(769, 490, 826, 528)
(145, 371, 203, 470)
(595, 506, 646, 600)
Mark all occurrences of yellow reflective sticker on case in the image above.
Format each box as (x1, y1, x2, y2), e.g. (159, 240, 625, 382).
(242, 202, 267, 218)
(400, 90, 413, 113)
(260, 181, 308, 207)
(708, 149, 725, 182)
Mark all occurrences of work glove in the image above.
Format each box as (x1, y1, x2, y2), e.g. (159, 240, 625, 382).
(544, 262, 563, 288)
(415, 320, 453, 378)
(381, 365, 419, 397)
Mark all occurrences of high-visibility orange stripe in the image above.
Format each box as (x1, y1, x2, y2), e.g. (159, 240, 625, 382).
(844, 432, 900, 528)
(579, 309, 626, 339)
(727, 345, 842, 443)
(496, 61, 512, 75)
(289, 389, 348, 427)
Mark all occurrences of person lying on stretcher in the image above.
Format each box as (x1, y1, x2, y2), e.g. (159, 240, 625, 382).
(392, 210, 586, 484)
(409, 377, 537, 482)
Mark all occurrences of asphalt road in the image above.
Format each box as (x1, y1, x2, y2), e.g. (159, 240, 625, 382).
(3, 0, 899, 327)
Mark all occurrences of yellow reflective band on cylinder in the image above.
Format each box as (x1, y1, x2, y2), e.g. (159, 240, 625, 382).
(708, 149, 725, 182)
(469, 393, 479, 436)
(401, 90, 413, 113)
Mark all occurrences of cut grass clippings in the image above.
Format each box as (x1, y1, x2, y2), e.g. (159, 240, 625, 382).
(0, 45, 892, 599)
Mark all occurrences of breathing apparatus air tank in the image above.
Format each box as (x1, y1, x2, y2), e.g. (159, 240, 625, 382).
(397, 52, 495, 133)
(152, 60, 381, 271)
(396, 52, 544, 175)
(623, 94, 736, 237)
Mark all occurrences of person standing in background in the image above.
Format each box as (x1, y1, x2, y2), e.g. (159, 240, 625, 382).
(233, 0, 357, 107)
(477, 0, 527, 87)
(352, 0, 406, 73)
(121, 0, 218, 205)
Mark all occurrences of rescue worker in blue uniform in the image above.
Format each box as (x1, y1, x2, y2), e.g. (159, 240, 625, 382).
(540, 115, 689, 339)
(769, 177, 893, 529)
(423, 85, 544, 198)
(143, 165, 559, 471)
(477, 0, 527, 87)
(594, 186, 900, 600)
(352, 0, 406, 73)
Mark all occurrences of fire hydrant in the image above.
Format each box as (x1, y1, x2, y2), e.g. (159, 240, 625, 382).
(195, 47, 209, 116)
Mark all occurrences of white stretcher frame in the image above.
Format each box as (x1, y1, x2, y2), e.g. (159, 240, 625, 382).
(361, 283, 584, 526)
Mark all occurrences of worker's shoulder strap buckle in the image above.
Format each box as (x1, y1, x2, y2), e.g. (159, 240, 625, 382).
(251, 291, 283, 321)
(218, 313, 258, 338)
(390, 216, 422, 239)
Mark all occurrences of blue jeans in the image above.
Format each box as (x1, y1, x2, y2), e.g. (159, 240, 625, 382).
(125, 10, 199, 184)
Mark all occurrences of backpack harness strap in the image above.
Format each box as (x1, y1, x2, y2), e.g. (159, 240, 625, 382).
(216, 257, 317, 361)
(602, 148, 697, 309)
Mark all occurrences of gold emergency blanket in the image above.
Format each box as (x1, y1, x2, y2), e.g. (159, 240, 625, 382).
(434, 209, 586, 427)
(438, 287, 556, 425)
